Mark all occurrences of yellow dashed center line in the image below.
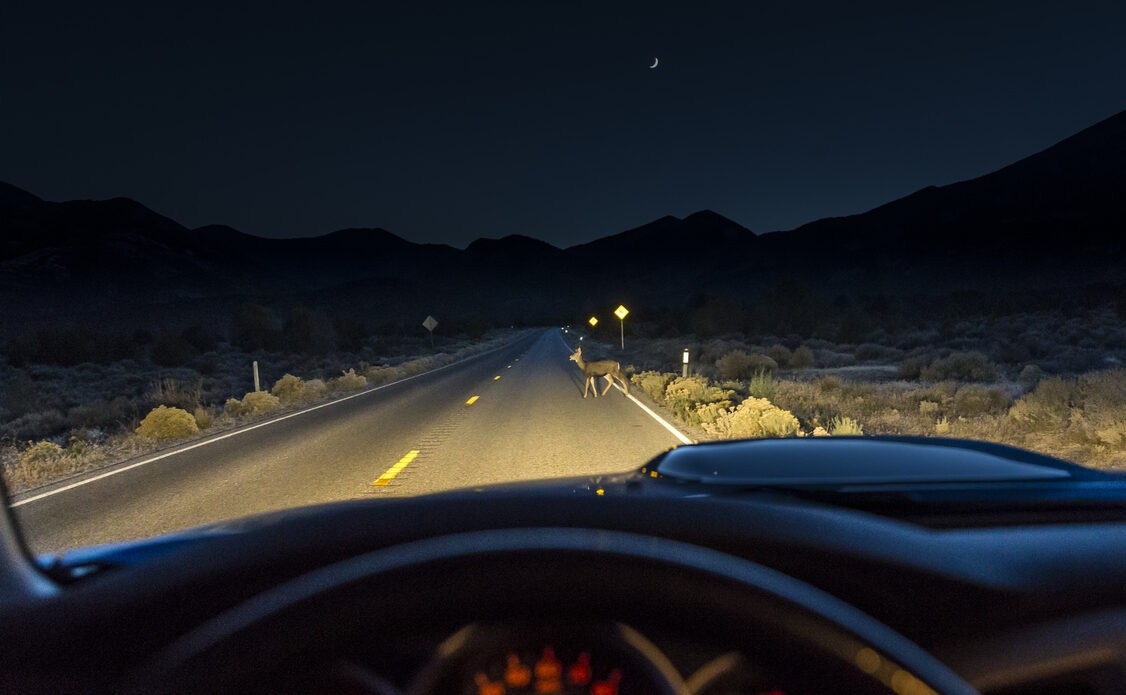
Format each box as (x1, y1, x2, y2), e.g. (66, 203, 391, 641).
(494, 376, 501, 380)
(372, 450, 420, 486)
(466, 395, 479, 405)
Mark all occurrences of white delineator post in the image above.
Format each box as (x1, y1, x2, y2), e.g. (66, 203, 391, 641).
(252, 360, 260, 392)
(683, 348, 689, 377)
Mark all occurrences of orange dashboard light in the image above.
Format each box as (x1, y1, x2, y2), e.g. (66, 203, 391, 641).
(567, 653, 592, 685)
(506, 654, 531, 688)
(591, 682, 615, 695)
(476, 672, 505, 695)
(535, 647, 562, 680)
(591, 668, 621, 695)
(534, 678, 562, 693)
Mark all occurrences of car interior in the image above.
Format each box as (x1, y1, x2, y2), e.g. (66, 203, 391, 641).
(3, 437, 1126, 695)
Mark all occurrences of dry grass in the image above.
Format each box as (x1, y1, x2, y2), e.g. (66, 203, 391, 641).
(630, 357, 1126, 470)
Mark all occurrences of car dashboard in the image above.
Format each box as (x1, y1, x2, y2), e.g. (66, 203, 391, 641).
(3, 475, 1126, 695)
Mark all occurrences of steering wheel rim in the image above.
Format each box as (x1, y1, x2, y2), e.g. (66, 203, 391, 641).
(123, 527, 979, 695)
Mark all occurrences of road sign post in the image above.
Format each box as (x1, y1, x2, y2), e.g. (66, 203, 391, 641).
(422, 315, 438, 349)
(614, 305, 629, 350)
(252, 360, 260, 392)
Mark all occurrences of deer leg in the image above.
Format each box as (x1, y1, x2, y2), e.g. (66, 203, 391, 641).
(590, 376, 598, 397)
(618, 374, 629, 395)
(582, 376, 590, 398)
(601, 374, 614, 396)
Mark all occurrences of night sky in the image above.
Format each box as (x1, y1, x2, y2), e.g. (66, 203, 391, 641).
(2, 1, 1125, 248)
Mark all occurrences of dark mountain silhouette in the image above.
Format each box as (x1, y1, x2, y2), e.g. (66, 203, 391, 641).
(0, 182, 41, 206)
(792, 108, 1126, 247)
(2, 107, 1126, 335)
(568, 210, 755, 264)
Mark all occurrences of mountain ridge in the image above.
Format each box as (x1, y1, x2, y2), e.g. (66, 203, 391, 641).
(3, 106, 1126, 331)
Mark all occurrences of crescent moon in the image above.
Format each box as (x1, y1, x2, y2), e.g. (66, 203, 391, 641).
(649, 57, 659, 69)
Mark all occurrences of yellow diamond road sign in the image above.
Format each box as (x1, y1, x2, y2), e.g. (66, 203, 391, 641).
(614, 305, 629, 320)
(588, 317, 598, 326)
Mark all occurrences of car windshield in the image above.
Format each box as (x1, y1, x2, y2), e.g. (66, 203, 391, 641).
(3, 2, 1126, 558)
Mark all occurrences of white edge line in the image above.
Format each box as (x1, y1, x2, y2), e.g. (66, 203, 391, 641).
(558, 331, 693, 446)
(11, 333, 532, 508)
(617, 387, 694, 445)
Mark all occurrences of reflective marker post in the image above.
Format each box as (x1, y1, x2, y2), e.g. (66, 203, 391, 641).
(253, 360, 260, 392)
(683, 349, 689, 377)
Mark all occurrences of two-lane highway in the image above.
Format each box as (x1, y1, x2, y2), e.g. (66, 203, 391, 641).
(12, 329, 689, 554)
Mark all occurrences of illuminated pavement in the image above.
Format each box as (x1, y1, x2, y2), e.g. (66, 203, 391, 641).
(12, 329, 688, 554)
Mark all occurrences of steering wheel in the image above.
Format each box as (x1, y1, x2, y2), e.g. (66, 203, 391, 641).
(122, 528, 980, 695)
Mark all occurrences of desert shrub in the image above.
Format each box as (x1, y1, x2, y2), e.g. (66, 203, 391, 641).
(632, 371, 674, 402)
(747, 353, 778, 375)
(303, 378, 328, 403)
(715, 351, 778, 379)
(1009, 370, 1126, 453)
(765, 344, 792, 368)
(330, 368, 367, 391)
(1007, 377, 1074, 432)
(150, 378, 202, 411)
(812, 426, 830, 436)
(2, 370, 37, 418)
(271, 373, 306, 404)
(662, 376, 705, 403)
(224, 397, 247, 416)
(918, 400, 940, 417)
(897, 355, 930, 380)
(65, 435, 91, 458)
(854, 343, 901, 362)
(719, 379, 747, 396)
(693, 401, 731, 426)
(193, 406, 214, 430)
(816, 349, 856, 368)
(364, 365, 401, 385)
(935, 417, 951, 434)
(241, 391, 281, 414)
(664, 376, 735, 422)
(698, 339, 749, 366)
(703, 397, 800, 439)
(829, 416, 864, 435)
(819, 376, 842, 393)
(952, 385, 1012, 417)
(920, 351, 999, 383)
(747, 370, 776, 400)
(401, 358, 433, 376)
(790, 345, 816, 368)
(1019, 364, 1044, 392)
(715, 350, 753, 379)
(136, 405, 199, 439)
(19, 440, 64, 467)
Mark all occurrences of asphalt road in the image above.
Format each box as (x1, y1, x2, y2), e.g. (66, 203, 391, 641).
(12, 329, 688, 554)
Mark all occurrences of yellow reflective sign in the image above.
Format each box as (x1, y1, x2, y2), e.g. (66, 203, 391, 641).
(614, 305, 629, 319)
(588, 316, 598, 326)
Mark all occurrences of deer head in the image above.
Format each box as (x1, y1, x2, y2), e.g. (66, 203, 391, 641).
(569, 347, 582, 363)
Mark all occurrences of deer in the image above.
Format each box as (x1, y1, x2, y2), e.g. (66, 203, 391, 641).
(569, 346, 629, 398)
